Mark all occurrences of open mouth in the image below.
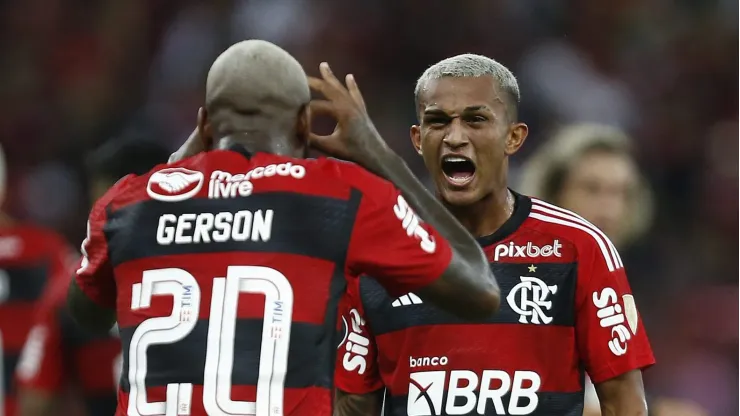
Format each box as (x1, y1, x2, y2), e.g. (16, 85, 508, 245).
(441, 155, 476, 186)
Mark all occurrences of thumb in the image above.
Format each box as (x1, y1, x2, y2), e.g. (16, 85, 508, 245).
(308, 131, 345, 156)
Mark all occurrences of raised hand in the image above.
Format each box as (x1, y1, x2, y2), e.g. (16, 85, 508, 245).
(308, 62, 390, 167)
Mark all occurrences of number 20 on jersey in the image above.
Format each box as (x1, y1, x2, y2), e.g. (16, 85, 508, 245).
(127, 266, 293, 416)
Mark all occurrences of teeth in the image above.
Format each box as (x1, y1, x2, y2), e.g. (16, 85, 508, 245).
(444, 156, 468, 163)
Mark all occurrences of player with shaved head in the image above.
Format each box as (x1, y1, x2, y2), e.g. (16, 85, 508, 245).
(67, 40, 500, 416)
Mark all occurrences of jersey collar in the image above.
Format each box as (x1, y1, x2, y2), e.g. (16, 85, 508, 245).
(475, 189, 532, 247)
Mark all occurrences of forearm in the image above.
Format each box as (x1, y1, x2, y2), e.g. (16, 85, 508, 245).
(66, 279, 116, 334)
(595, 370, 648, 416)
(363, 146, 491, 281)
(334, 389, 383, 416)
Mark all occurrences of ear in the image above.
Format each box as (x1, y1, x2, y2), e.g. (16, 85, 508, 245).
(505, 122, 529, 156)
(296, 104, 310, 145)
(410, 125, 423, 156)
(197, 107, 214, 149)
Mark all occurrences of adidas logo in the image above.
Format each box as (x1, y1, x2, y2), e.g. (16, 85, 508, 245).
(392, 293, 423, 307)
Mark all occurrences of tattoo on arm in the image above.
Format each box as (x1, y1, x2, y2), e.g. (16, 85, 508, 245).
(334, 389, 383, 416)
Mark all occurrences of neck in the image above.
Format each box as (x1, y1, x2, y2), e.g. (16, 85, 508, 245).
(444, 187, 512, 239)
(216, 133, 303, 158)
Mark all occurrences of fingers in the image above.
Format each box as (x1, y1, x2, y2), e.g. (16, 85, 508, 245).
(319, 62, 345, 92)
(308, 99, 335, 116)
(345, 74, 366, 111)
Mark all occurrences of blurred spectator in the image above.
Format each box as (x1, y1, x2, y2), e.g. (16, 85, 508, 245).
(0, 0, 735, 413)
(0, 143, 75, 416)
(15, 138, 170, 416)
(518, 123, 709, 416)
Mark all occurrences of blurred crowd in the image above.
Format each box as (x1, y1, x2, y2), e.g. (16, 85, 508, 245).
(0, 0, 736, 415)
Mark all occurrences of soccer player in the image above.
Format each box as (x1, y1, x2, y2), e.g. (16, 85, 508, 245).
(66, 40, 500, 416)
(334, 54, 655, 416)
(519, 123, 706, 416)
(0, 144, 75, 416)
(16, 139, 170, 416)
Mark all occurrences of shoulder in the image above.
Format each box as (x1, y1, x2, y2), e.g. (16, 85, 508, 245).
(317, 158, 395, 203)
(525, 198, 624, 272)
(90, 173, 138, 217)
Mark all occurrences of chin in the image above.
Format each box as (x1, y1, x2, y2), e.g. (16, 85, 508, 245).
(439, 187, 483, 207)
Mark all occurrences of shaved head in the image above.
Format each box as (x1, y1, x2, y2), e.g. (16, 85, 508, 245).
(204, 40, 310, 139)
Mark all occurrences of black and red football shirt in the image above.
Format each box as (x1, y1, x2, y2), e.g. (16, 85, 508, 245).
(74, 147, 453, 416)
(15, 271, 120, 416)
(335, 191, 655, 416)
(0, 224, 72, 416)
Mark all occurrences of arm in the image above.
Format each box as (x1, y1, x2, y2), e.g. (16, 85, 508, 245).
(363, 149, 499, 318)
(67, 278, 115, 333)
(334, 280, 384, 416)
(308, 64, 499, 319)
(344, 162, 497, 319)
(575, 234, 655, 416)
(334, 389, 383, 416)
(594, 370, 647, 416)
(67, 197, 118, 334)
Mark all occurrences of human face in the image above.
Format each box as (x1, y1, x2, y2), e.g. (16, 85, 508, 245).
(556, 150, 638, 244)
(410, 76, 527, 206)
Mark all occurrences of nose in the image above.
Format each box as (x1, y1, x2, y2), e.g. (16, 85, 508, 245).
(442, 121, 469, 149)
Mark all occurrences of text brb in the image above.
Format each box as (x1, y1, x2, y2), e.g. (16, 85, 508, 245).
(127, 266, 293, 416)
(408, 370, 541, 416)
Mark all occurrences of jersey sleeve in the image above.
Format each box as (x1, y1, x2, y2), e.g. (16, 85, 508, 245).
(334, 278, 384, 394)
(345, 175, 453, 298)
(75, 188, 119, 309)
(575, 240, 655, 383)
(15, 279, 67, 392)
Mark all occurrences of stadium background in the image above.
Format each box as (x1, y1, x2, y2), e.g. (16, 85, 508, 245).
(0, 0, 736, 415)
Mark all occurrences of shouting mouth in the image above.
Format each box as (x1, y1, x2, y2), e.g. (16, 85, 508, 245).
(441, 155, 476, 187)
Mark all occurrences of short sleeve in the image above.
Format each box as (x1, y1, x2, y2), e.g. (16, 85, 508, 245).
(346, 179, 453, 298)
(15, 283, 66, 392)
(575, 242, 655, 383)
(75, 199, 116, 309)
(334, 278, 384, 394)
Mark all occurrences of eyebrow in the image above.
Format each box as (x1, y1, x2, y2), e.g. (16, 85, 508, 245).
(423, 105, 492, 116)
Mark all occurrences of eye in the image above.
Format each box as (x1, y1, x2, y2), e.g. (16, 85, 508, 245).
(424, 117, 449, 126)
(468, 115, 488, 123)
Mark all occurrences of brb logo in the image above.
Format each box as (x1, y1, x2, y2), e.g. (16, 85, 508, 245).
(393, 195, 436, 254)
(147, 167, 205, 202)
(341, 309, 370, 375)
(494, 240, 562, 261)
(408, 370, 541, 416)
(507, 276, 558, 324)
(593, 288, 639, 356)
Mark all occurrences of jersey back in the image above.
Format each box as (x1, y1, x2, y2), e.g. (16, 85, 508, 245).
(75, 147, 453, 416)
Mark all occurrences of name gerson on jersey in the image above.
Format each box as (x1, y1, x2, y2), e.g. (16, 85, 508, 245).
(336, 191, 655, 416)
(74, 146, 453, 416)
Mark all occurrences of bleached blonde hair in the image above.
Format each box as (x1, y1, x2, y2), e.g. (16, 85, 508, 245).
(415, 54, 520, 119)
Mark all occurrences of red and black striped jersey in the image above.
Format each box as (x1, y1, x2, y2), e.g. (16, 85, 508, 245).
(15, 271, 120, 416)
(335, 192, 655, 416)
(0, 224, 72, 416)
(73, 147, 453, 416)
